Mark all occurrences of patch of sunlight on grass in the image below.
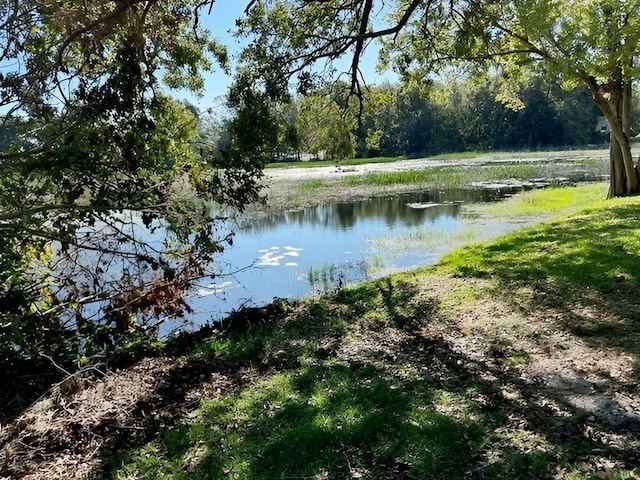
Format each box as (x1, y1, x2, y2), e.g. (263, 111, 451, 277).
(563, 464, 640, 480)
(107, 360, 489, 479)
(432, 390, 481, 419)
(435, 187, 640, 295)
(478, 182, 607, 218)
(439, 284, 489, 307)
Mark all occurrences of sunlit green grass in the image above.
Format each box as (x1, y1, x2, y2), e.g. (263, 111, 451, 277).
(435, 192, 640, 291)
(477, 182, 607, 218)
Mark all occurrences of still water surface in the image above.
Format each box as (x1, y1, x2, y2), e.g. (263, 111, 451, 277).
(186, 187, 534, 325)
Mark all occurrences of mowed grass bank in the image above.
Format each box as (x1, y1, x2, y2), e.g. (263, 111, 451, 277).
(101, 184, 640, 480)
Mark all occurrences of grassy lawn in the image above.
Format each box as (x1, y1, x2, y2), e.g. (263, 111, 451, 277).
(96, 184, 640, 480)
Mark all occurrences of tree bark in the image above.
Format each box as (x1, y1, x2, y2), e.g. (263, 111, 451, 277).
(592, 82, 639, 197)
(609, 134, 626, 197)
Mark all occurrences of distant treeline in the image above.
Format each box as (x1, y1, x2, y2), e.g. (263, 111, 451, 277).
(203, 75, 633, 163)
(354, 77, 613, 159)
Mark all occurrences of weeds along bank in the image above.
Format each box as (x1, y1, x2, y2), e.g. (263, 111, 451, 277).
(3, 183, 640, 479)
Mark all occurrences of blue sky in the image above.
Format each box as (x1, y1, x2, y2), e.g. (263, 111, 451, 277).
(173, 2, 247, 108)
(175, 2, 397, 109)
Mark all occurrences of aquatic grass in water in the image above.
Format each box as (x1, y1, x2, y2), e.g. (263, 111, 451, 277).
(372, 225, 480, 258)
(370, 183, 607, 266)
(307, 260, 372, 293)
(342, 167, 465, 187)
(342, 160, 607, 189)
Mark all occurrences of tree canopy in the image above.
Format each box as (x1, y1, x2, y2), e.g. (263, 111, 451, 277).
(237, 0, 640, 197)
(3, 0, 638, 395)
(0, 0, 262, 376)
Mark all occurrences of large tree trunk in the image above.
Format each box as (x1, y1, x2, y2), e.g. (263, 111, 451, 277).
(607, 120, 637, 197)
(592, 81, 639, 198)
(609, 134, 626, 197)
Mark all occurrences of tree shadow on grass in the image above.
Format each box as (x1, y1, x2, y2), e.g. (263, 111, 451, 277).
(196, 362, 483, 479)
(449, 203, 640, 359)
(96, 279, 639, 479)
(103, 360, 486, 479)
(5, 272, 639, 479)
(101, 329, 640, 479)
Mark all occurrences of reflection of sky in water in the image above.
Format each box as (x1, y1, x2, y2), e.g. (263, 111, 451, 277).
(53, 189, 547, 337)
(170, 189, 546, 331)
(188, 192, 466, 325)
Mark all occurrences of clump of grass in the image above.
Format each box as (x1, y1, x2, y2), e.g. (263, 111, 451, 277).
(307, 259, 376, 293)
(372, 225, 479, 258)
(343, 166, 464, 187)
(297, 178, 326, 191)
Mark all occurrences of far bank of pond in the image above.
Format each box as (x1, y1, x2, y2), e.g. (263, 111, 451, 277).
(259, 149, 609, 213)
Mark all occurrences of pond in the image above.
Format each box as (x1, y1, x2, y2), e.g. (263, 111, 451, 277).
(184, 186, 540, 326)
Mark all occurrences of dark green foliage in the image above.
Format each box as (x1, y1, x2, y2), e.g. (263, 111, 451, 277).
(0, 1, 262, 397)
(226, 76, 279, 165)
(356, 79, 604, 159)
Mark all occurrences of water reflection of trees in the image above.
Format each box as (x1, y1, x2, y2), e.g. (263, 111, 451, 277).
(241, 190, 499, 233)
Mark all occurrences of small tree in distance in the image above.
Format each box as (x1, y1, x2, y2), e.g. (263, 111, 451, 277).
(297, 93, 356, 161)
